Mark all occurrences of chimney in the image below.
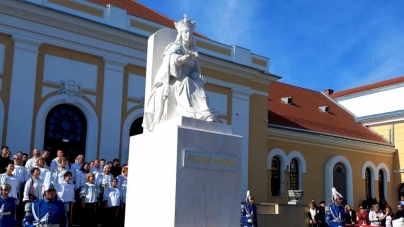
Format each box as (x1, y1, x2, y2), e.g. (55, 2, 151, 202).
(324, 89, 334, 95)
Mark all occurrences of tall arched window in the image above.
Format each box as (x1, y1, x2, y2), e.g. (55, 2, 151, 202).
(130, 117, 143, 136)
(365, 167, 372, 198)
(289, 158, 299, 190)
(379, 169, 385, 199)
(44, 104, 87, 164)
(333, 162, 347, 206)
(271, 156, 281, 196)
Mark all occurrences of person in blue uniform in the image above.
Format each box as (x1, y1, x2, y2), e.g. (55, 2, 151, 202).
(325, 187, 345, 227)
(22, 182, 67, 227)
(241, 190, 258, 227)
(0, 183, 17, 227)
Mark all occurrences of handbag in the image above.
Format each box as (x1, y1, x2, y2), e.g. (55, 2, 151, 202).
(28, 178, 38, 202)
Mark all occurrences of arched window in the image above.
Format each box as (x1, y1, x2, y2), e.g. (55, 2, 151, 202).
(379, 169, 385, 199)
(333, 162, 347, 206)
(289, 158, 299, 190)
(271, 156, 281, 196)
(365, 167, 372, 198)
(44, 104, 87, 164)
(130, 117, 143, 136)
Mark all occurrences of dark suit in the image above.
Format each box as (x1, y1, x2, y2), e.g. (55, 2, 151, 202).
(345, 210, 357, 225)
(396, 210, 404, 219)
(315, 206, 327, 227)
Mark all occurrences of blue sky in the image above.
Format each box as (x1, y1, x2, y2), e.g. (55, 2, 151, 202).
(137, 0, 404, 92)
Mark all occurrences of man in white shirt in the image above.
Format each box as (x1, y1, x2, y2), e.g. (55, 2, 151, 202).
(89, 159, 102, 174)
(25, 148, 41, 171)
(70, 155, 84, 182)
(50, 149, 69, 172)
(41, 150, 50, 168)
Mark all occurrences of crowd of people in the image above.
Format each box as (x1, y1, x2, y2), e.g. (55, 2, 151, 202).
(0, 146, 128, 227)
(308, 190, 404, 227)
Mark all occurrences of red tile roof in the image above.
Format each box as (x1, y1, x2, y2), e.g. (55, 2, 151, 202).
(268, 82, 390, 144)
(330, 75, 404, 98)
(87, 0, 207, 38)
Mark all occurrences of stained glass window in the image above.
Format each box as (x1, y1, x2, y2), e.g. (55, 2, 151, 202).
(271, 156, 281, 196)
(365, 167, 372, 198)
(289, 158, 299, 190)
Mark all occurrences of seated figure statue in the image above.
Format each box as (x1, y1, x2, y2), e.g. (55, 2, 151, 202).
(143, 15, 215, 131)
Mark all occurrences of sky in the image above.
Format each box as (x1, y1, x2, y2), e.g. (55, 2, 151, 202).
(136, 0, 404, 92)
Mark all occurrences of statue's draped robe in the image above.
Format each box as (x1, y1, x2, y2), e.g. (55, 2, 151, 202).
(143, 42, 212, 131)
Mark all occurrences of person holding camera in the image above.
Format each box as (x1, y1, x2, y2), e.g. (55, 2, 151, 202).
(369, 204, 385, 226)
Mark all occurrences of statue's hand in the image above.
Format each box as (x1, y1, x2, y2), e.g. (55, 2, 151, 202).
(178, 54, 190, 63)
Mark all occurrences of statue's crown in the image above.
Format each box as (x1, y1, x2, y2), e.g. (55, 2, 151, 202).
(174, 14, 196, 32)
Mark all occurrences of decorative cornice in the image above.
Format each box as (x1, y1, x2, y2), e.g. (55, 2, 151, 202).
(0, 1, 147, 51)
(103, 57, 127, 73)
(231, 87, 253, 101)
(355, 109, 404, 123)
(204, 77, 267, 97)
(199, 55, 279, 86)
(12, 34, 42, 53)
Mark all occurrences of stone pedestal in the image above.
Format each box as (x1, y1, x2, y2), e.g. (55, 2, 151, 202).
(125, 117, 242, 227)
(287, 190, 304, 205)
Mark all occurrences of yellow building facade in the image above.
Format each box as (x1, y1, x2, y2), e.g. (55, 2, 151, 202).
(0, 0, 279, 201)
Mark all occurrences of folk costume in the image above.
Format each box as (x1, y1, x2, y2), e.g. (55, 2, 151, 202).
(325, 187, 345, 227)
(241, 190, 258, 227)
(79, 182, 98, 227)
(22, 183, 67, 227)
(0, 184, 17, 227)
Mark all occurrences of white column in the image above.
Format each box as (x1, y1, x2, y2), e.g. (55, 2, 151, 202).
(98, 57, 126, 162)
(231, 87, 252, 201)
(6, 35, 41, 152)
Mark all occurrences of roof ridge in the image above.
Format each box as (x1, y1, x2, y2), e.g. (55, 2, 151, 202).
(130, 0, 175, 25)
(331, 75, 404, 98)
(272, 115, 384, 139)
(275, 81, 321, 93)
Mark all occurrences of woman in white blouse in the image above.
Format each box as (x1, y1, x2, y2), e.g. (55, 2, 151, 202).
(369, 204, 386, 226)
(103, 178, 121, 226)
(382, 205, 394, 227)
(52, 157, 69, 184)
(0, 163, 20, 203)
(34, 157, 49, 180)
(23, 168, 44, 205)
(75, 162, 90, 190)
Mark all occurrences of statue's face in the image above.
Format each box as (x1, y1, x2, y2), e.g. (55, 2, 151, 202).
(181, 29, 191, 42)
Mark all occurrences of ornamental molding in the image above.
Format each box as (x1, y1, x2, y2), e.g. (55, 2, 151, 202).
(0, 1, 147, 51)
(199, 55, 279, 85)
(59, 80, 83, 103)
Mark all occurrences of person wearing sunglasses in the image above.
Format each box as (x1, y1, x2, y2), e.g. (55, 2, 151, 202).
(357, 205, 369, 225)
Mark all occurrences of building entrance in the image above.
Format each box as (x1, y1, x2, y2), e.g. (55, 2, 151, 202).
(43, 104, 87, 164)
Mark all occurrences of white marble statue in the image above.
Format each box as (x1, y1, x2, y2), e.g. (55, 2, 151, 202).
(143, 14, 215, 131)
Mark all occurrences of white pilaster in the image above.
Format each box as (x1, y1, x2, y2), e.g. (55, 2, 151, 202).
(231, 87, 252, 201)
(6, 35, 41, 152)
(99, 57, 126, 162)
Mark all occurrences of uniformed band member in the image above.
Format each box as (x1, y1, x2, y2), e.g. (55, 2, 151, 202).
(0, 184, 17, 227)
(241, 190, 258, 227)
(325, 187, 345, 227)
(22, 182, 67, 227)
